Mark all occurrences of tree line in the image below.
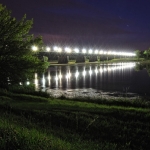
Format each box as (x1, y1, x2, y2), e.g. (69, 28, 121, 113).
(135, 48, 150, 60)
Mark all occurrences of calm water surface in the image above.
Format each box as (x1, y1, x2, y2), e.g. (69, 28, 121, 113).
(35, 62, 150, 97)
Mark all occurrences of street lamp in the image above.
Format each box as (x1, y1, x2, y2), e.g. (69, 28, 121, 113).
(65, 47, 71, 53)
(57, 47, 62, 53)
(89, 49, 93, 54)
(82, 48, 86, 53)
(99, 50, 104, 54)
(74, 48, 79, 53)
(32, 46, 38, 51)
(95, 50, 98, 54)
(46, 47, 50, 52)
(53, 46, 58, 51)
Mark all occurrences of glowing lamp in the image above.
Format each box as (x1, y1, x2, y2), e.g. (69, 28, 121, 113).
(32, 46, 38, 51)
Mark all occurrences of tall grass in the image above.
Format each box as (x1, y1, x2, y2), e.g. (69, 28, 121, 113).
(0, 89, 150, 150)
(0, 85, 50, 98)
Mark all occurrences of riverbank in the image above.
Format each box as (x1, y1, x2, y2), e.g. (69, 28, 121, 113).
(45, 88, 139, 100)
(0, 88, 150, 150)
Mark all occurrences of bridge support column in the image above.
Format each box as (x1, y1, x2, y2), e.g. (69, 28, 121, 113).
(89, 55, 98, 62)
(97, 56, 100, 62)
(76, 55, 86, 63)
(100, 55, 107, 61)
(100, 55, 114, 61)
(107, 56, 114, 61)
(58, 56, 69, 64)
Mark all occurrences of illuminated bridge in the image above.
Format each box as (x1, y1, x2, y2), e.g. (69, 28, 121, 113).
(32, 46, 136, 64)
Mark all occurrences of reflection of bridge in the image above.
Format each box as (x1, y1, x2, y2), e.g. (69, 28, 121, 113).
(37, 46, 135, 64)
(34, 62, 136, 91)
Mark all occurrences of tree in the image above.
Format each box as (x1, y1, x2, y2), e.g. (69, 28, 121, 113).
(135, 50, 141, 60)
(0, 4, 49, 87)
(143, 48, 150, 59)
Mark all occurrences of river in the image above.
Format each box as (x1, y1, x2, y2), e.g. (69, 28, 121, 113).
(34, 62, 150, 98)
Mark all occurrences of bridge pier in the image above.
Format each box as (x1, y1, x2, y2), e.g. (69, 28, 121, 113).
(107, 55, 114, 61)
(89, 55, 98, 62)
(100, 55, 107, 61)
(76, 55, 86, 63)
(58, 56, 69, 64)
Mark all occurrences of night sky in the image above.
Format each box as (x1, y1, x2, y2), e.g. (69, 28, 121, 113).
(1, 0, 150, 51)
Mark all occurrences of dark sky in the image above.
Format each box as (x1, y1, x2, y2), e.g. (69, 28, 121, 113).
(1, 0, 150, 51)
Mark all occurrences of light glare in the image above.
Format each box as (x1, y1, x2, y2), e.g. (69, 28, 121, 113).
(32, 46, 38, 51)
(46, 47, 50, 52)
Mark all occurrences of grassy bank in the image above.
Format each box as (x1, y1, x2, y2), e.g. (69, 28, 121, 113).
(0, 88, 150, 150)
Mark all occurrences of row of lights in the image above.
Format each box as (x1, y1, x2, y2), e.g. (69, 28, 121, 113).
(32, 46, 136, 56)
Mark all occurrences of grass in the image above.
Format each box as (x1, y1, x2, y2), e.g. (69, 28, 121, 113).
(0, 87, 150, 150)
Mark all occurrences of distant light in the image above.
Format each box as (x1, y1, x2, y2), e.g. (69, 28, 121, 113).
(32, 46, 38, 51)
(26, 81, 30, 85)
(53, 46, 58, 51)
(116, 52, 118, 55)
(126, 52, 136, 56)
(132, 53, 136, 56)
(112, 51, 117, 55)
(103, 51, 107, 54)
(46, 47, 50, 52)
(65, 47, 71, 53)
(107, 51, 112, 55)
(65, 47, 68, 51)
(74, 48, 79, 53)
(82, 48, 86, 53)
(122, 52, 126, 56)
(89, 49, 93, 54)
(58, 47, 62, 52)
(99, 50, 103, 54)
(44, 46, 136, 57)
(95, 50, 98, 54)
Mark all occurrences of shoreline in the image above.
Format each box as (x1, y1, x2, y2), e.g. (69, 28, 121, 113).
(49, 61, 101, 66)
(44, 88, 140, 100)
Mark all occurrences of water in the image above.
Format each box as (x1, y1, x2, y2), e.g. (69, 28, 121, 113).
(34, 62, 150, 98)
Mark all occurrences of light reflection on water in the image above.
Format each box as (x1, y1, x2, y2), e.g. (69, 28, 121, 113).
(35, 62, 135, 89)
(34, 62, 150, 97)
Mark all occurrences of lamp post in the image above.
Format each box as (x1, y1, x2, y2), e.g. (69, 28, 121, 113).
(32, 46, 38, 51)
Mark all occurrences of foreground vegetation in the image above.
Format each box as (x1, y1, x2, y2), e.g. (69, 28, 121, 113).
(0, 87, 150, 150)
